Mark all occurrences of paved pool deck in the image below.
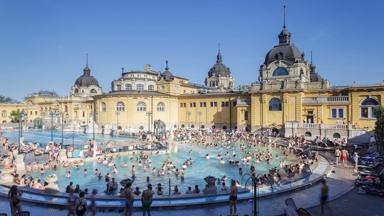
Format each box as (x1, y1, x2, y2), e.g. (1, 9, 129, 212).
(0, 152, 358, 216)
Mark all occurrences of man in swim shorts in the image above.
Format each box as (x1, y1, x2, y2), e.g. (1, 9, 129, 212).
(141, 184, 153, 216)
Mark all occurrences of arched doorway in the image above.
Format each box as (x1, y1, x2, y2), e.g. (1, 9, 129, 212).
(271, 128, 279, 137)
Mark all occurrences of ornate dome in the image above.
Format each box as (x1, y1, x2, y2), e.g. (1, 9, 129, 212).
(74, 66, 100, 87)
(160, 60, 174, 82)
(264, 26, 304, 65)
(208, 49, 231, 77)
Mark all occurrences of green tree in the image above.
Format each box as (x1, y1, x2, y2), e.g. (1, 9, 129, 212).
(374, 106, 384, 153)
(9, 110, 20, 123)
(0, 95, 17, 103)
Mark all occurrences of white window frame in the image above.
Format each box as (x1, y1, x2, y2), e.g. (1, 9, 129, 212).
(330, 107, 344, 119)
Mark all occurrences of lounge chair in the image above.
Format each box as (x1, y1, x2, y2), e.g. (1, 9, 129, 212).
(284, 198, 312, 216)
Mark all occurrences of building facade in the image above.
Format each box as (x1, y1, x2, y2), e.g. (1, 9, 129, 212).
(1, 24, 383, 139)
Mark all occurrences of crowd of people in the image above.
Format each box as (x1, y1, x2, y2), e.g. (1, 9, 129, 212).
(1, 127, 320, 216)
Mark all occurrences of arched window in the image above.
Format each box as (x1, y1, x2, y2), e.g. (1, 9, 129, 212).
(137, 101, 146, 112)
(333, 133, 341, 139)
(116, 102, 125, 112)
(272, 67, 289, 76)
(125, 84, 132, 90)
(74, 88, 79, 94)
(148, 85, 154, 91)
(269, 98, 282, 111)
(90, 89, 97, 94)
(157, 102, 165, 112)
(101, 102, 107, 112)
(361, 97, 379, 118)
(1, 110, 6, 118)
(136, 84, 144, 91)
(116, 84, 122, 91)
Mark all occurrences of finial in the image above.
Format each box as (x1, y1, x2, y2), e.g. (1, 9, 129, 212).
(310, 51, 313, 64)
(165, 60, 169, 71)
(86, 53, 88, 67)
(283, 0, 286, 28)
(216, 44, 223, 63)
(121, 67, 124, 74)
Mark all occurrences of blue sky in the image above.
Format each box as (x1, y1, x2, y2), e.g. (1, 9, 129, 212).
(0, 0, 383, 100)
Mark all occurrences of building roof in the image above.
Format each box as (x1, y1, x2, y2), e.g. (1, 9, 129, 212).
(207, 49, 231, 78)
(74, 66, 100, 87)
(264, 26, 304, 65)
(95, 90, 170, 98)
(159, 60, 175, 82)
(122, 70, 159, 76)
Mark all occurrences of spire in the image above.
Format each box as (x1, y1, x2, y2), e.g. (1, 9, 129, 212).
(310, 50, 313, 64)
(278, 1, 291, 44)
(165, 60, 169, 71)
(83, 53, 91, 76)
(216, 43, 223, 64)
(162, 60, 174, 81)
(283, 2, 286, 28)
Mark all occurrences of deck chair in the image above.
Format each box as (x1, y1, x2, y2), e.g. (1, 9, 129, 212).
(15, 211, 30, 216)
(285, 198, 298, 209)
(285, 198, 299, 216)
(285, 198, 313, 216)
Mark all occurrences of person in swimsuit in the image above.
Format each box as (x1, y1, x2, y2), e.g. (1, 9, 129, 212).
(229, 180, 238, 216)
(141, 184, 153, 216)
(341, 149, 349, 167)
(90, 189, 97, 216)
(124, 182, 134, 216)
(335, 148, 341, 166)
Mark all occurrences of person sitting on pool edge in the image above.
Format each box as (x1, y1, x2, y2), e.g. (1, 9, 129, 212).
(185, 186, 193, 194)
(193, 185, 200, 193)
(65, 182, 74, 193)
(156, 183, 163, 195)
(134, 187, 141, 196)
(173, 185, 181, 195)
(107, 178, 118, 193)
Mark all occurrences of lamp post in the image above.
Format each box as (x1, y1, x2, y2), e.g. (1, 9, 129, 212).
(72, 122, 75, 148)
(197, 111, 202, 128)
(18, 111, 26, 151)
(252, 176, 257, 216)
(146, 111, 152, 133)
(61, 112, 64, 145)
(242, 171, 258, 216)
(93, 111, 98, 141)
(186, 112, 191, 128)
(49, 111, 56, 142)
(116, 111, 120, 130)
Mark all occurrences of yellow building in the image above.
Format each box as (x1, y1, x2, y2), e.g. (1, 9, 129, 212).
(1, 24, 383, 139)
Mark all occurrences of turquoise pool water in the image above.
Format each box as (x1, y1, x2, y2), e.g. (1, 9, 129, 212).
(2, 130, 136, 148)
(1, 131, 297, 195)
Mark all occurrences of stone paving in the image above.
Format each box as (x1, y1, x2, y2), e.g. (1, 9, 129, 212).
(0, 153, 361, 216)
(308, 188, 384, 216)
